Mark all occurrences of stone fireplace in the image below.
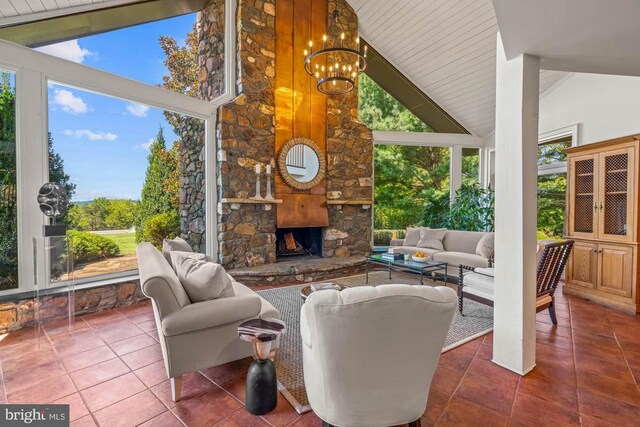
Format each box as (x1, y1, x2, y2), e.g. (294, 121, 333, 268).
(275, 227, 324, 259)
(198, 0, 373, 272)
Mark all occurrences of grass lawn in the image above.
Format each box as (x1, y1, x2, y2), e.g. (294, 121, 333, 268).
(105, 233, 137, 254)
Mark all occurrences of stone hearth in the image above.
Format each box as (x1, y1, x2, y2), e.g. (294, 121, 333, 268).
(201, 0, 374, 272)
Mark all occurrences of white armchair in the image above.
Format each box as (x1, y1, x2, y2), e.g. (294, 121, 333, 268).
(301, 285, 457, 427)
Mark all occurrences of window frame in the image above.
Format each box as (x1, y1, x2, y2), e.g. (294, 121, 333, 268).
(0, 0, 237, 295)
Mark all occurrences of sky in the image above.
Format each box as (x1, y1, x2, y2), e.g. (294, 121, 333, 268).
(40, 13, 197, 202)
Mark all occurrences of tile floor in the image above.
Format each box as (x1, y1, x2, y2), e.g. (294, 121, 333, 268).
(0, 286, 638, 426)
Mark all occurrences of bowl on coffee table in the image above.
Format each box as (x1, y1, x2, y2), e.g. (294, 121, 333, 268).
(412, 252, 430, 263)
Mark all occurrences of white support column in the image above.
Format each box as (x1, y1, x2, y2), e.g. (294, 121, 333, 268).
(449, 145, 463, 199)
(493, 34, 540, 375)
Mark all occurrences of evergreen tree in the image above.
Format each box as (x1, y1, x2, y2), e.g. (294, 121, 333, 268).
(137, 126, 179, 242)
(49, 133, 76, 200)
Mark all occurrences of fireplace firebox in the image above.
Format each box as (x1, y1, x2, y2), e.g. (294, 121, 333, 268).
(276, 227, 323, 259)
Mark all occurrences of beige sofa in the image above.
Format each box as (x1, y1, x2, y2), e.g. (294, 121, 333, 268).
(390, 229, 491, 276)
(136, 242, 279, 401)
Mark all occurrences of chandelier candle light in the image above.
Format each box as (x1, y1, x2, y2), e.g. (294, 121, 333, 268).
(303, 10, 367, 95)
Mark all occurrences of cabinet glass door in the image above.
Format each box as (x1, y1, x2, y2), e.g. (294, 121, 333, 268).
(598, 148, 635, 242)
(569, 155, 598, 238)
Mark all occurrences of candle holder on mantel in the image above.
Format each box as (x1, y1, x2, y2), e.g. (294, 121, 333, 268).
(264, 164, 275, 200)
(252, 164, 264, 200)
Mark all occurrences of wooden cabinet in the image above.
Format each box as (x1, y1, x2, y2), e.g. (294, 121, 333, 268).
(565, 135, 640, 314)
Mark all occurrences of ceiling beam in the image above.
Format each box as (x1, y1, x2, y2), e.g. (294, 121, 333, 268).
(363, 39, 469, 135)
(0, 0, 208, 47)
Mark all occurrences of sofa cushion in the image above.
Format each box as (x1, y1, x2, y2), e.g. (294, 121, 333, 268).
(170, 251, 235, 302)
(475, 232, 495, 259)
(417, 228, 447, 250)
(163, 237, 193, 267)
(432, 251, 489, 269)
(404, 227, 422, 246)
(463, 272, 495, 297)
(442, 230, 486, 254)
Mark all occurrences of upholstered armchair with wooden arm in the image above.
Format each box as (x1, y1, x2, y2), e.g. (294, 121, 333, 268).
(458, 240, 574, 324)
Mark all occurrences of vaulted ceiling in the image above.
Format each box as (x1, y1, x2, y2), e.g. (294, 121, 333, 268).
(1, 0, 569, 138)
(347, 0, 567, 137)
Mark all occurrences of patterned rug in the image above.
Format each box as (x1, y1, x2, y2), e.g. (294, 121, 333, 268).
(257, 271, 493, 414)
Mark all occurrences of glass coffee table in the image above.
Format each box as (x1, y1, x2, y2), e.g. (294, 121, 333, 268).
(366, 254, 448, 286)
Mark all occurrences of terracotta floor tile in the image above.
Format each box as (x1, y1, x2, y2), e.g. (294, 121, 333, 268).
(93, 390, 165, 427)
(3, 359, 67, 394)
(70, 358, 130, 390)
(172, 388, 243, 426)
(137, 320, 157, 333)
(94, 322, 144, 344)
(134, 360, 168, 388)
(70, 415, 97, 427)
(536, 331, 573, 352)
(53, 330, 106, 358)
(120, 343, 163, 370)
(574, 351, 636, 382)
(201, 359, 250, 385)
(7, 374, 76, 404)
(82, 310, 128, 328)
(576, 371, 640, 405)
(151, 371, 219, 409)
(138, 410, 184, 427)
(518, 371, 578, 409)
(511, 392, 580, 426)
(0, 334, 51, 361)
(436, 395, 508, 426)
(430, 364, 467, 396)
(109, 333, 156, 356)
(453, 369, 518, 415)
(288, 410, 322, 427)
(1, 345, 59, 373)
(80, 372, 146, 412)
(261, 394, 301, 427)
(214, 409, 270, 426)
(62, 345, 117, 373)
(580, 415, 620, 427)
(536, 321, 573, 338)
(421, 387, 451, 426)
(43, 318, 89, 337)
(578, 389, 640, 425)
(52, 392, 90, 422)
(438, 345, 477, 372)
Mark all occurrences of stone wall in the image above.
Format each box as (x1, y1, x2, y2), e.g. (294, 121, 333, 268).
(0, 280, 146, 334)
(214, 0, 277, 268)
(198, 0, 226, 101)
(178, 117, 206, 253)
(324, 0, 374, 258)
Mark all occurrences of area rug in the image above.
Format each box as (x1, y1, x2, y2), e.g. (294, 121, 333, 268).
(257, 271, 493, 414)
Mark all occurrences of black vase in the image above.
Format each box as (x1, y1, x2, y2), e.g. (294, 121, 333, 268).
(245, 358, 277, 415)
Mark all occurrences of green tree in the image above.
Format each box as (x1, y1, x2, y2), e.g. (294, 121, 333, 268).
(84, 197, 110, 230)
(49, 133, 75, 200)
(137, 127, 180, 242)
(105, 199, 140, 229)
(359, 74, 450, 229)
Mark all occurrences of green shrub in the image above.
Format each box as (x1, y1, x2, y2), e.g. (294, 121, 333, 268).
(373, 229, 407, 246)
(142, 211, 180, 249)
(68, 230, 120, 263)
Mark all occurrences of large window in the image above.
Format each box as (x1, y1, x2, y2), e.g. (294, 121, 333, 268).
(48, 83, 205, 282)
(0, 71, 17, 290)
(537, 136, 572, 239)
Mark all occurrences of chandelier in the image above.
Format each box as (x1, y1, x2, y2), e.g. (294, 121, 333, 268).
(303, 10, 367, 95)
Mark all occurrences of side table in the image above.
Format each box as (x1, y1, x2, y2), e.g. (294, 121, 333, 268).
(238, 317, 286, 415)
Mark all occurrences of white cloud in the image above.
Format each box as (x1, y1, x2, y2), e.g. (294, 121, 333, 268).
(52, 89, 89, 115)
(64, 129, 118, 141)
(126, 103, 150, 117)
(134, 138, 154, 151)
(36, 40, 92, 63)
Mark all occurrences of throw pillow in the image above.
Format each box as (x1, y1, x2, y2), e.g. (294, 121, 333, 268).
(475, 232, 495, 260)
(170, 251, 235, 302)
(417, 228, 447, 250)
(404, 227, 422, 246)
(162, 237, 193, 267)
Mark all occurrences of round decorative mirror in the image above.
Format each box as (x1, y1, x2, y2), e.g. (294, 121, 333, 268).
(277, 138, 326, 190)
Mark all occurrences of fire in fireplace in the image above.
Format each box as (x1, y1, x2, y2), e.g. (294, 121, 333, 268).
(275, 227, 323, 259)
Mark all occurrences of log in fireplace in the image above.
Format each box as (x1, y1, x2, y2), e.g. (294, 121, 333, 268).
(275, 227, 323, 259)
